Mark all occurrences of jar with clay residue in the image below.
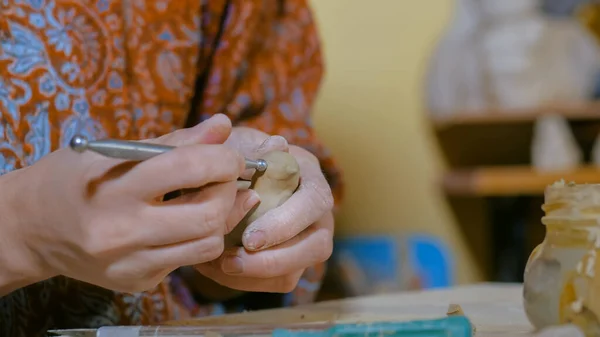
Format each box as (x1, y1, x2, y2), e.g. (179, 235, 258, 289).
(523, 181, 600, 336)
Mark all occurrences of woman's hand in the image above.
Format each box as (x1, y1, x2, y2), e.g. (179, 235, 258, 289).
(194, 127, 334, 293)
(0, 114, 258, 296)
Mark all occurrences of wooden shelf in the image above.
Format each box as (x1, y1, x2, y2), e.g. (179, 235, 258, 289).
(443, 166, 600, 196)
(432, 101, 600, 130)
(432, 102, 600, 282)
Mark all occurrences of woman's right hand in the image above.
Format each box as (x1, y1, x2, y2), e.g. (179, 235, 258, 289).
(0, 114, 257, 295)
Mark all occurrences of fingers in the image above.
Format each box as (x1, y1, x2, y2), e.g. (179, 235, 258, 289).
(114, 236, 226, 281)
(225, 127, 289, 157)
(248, 135, 289, 158)
(151, 114, 233, 146)
(138, 181, 261, 247)
(75, 115, 234, 202)
(236, 180, 252, 190)
(123, 144, 246, 198)
(224, 189, 260, 234)
(194, 263, 304, 293)
(242, 157, 334, 250)
(140, 181, 237, 246)
(218, 212, 333, 278)
(147, 235, 225, 268)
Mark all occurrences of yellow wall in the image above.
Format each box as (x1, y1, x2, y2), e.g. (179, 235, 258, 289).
(310, 0, 483, 284)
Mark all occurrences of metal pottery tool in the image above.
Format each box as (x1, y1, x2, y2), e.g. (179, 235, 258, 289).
(47, 317, 473, 337)
(69, 135, 268, 172)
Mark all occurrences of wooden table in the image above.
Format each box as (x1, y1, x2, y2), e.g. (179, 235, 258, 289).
(176, 283, 534, 336)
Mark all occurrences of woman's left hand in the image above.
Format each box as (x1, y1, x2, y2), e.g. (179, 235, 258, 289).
(194, 126, 335, 293)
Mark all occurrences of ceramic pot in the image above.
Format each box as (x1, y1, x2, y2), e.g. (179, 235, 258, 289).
(524, 182, 600, 335)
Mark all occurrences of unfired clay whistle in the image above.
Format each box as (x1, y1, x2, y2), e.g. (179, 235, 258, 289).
(224, 150, 301, 248)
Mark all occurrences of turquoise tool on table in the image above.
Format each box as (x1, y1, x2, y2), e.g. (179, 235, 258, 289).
(47, 316, 473, 337)
(273, 317, 472, 337)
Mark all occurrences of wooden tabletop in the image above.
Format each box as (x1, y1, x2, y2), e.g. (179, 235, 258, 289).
(172, 283, 534, 336)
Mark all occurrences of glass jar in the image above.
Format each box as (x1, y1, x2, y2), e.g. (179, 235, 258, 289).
(523, 181, 600, 335)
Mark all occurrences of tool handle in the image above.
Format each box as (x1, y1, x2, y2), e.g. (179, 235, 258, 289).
(69, 135, 173, 161)
(69, 135, 267, 171)
(85, 140, 174, 161)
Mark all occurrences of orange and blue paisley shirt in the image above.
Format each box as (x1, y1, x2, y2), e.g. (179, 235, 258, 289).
(0, 1, 343, 336)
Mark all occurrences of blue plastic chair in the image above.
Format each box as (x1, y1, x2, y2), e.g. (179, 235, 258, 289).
(332, 233, 454, 290)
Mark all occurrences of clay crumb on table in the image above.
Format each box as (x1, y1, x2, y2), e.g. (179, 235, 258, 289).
(446, 303, 476, 333)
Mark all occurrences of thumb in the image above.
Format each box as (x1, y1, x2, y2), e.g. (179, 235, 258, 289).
(251, 135, 289, 159)
(151, 114, 232, 146)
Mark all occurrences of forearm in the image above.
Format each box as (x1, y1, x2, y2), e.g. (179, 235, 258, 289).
(0, 169, 49, 296)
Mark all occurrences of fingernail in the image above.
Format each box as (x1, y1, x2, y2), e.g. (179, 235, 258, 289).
(258, 136, 288, 152)
(257, 137, 271, 151)
(244, 230, 267, 250)
(221, 255, 244, 274)
(244, 192, 260, 212)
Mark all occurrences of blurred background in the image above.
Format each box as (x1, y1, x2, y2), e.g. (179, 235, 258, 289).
(307, 0, 600, 299)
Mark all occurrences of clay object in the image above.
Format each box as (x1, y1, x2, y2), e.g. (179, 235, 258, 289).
(531, 114, 582, 172)
(480, 0, 600, 110)
(446, 304, 476, 333)
(224, 150, 300, 248)
(427, 0, 600, 118)
(523, 256, 562, 328)
(523, 181, 600, 333)
(534, 324, 584, 337)
(425, 0, 488, 118)
(446, 304, 466, 316)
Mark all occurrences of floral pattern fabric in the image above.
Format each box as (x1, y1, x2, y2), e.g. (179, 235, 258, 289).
(0, 1, 343, 336)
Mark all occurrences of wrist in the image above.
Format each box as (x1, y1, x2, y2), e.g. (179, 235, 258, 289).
(0, 169, 53, 295)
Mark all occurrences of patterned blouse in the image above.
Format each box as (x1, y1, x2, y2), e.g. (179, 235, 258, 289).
(0, 1, 343, 336)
